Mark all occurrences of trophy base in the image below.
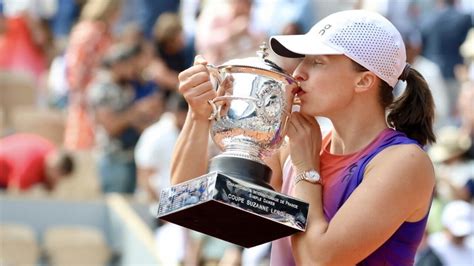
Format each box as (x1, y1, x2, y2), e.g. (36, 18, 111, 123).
(157, 172, 308, 248)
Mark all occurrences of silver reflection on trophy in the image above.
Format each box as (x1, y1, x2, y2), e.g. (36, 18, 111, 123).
(207, 43, 298, 165)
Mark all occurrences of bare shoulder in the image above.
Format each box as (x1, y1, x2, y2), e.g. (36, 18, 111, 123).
(368, 144, 434, 185)
(364, 144, 435, 217)
(376, 143, 432, 170)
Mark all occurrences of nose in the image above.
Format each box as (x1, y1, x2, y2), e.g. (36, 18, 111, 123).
(293, 62, 308, 83)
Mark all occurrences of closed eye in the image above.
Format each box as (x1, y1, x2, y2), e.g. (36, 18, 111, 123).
(312, 59, 324, 66)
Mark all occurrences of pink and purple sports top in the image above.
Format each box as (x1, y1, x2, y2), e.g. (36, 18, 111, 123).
(270, 128, 430, 266)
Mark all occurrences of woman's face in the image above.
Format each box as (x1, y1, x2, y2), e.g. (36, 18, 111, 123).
(293, 55, 361, 117)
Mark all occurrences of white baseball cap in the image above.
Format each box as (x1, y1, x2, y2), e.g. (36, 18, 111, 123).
(441, 200, 473, 237)
(270, 10, 407, 88)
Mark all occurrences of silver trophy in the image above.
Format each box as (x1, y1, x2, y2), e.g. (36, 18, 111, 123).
(158, 43, 309, 248)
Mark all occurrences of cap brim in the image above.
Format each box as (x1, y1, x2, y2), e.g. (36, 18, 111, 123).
(449, 220, 472, 237)
(270, 34, 343, 58)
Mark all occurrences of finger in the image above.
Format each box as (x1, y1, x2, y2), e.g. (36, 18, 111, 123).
(178, 64, 208, 82)
(191, 81, 216, 98)
(289, 112, 306, 130)
(286, 119, 298, 138)
(225, 75, 234, 95)
(304, 116, 322, 136)
(295, 113, 318, 131)
(194, 55, 208, 66)
(194, 90, 216, 102)
(179, 72, 211, 94)
(301, 114, 319, 128)
(194, 81, 216, 98)
(217, 75, 234, 96)
(287, 118, 305, 141)
(188, 89, 216, 107)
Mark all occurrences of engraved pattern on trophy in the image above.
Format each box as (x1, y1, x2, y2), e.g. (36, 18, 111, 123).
(204, 42, 301, 188)
(210, 75, 289, 164)
(207, 55, 297, 165)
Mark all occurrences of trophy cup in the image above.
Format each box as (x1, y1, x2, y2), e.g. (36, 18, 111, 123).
(157, 43, 309, 248)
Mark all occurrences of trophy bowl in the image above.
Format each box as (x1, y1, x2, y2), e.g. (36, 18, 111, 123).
(157, 43, 308, 248)
(207, 43, 299, 189)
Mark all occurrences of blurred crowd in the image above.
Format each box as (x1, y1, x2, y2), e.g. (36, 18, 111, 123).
(0, 0, 473, 265)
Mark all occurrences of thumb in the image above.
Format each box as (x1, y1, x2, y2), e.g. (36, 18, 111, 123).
(194, 55, 208, 66)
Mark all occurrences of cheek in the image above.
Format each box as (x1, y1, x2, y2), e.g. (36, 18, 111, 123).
(303, 75, 354, 114)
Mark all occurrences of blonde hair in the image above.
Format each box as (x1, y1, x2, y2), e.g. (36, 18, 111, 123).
(153, 12, 182, 47)
(80, 0, 121, 21)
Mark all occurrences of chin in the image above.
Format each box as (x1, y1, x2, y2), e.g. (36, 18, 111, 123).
(298, 105, 317, 116)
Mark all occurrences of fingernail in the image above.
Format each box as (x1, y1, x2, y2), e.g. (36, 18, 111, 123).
(194, 55, 207, 65)
(292, 105, 300, 112)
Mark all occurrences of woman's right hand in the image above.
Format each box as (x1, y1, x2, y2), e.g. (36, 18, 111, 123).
(178, 55, 217, 121)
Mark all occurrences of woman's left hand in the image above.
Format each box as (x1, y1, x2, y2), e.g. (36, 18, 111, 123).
(287, 112, 322, 173)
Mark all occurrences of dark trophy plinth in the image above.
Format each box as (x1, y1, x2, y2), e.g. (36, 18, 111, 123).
(157, 166, 309, 248)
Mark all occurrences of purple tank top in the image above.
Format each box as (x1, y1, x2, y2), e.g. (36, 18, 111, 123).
(270, 129, 430, 266)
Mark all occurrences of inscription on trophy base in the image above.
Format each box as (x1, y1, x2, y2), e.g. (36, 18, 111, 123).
(157, 172, 309, 248)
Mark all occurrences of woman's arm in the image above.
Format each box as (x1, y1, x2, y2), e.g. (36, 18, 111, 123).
(170, 56, 217, 185)
(292, 144, 435, 265)
(170, 112, 212, 184)
(286, 113, 435, 265)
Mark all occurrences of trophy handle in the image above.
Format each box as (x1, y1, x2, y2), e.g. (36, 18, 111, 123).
(206, 64, 223, 91)
(208, 99, 221, 120)
(208, 96, 260, 121)
(206, 64, 223, 121)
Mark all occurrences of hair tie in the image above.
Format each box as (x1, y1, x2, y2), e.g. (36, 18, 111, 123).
(399, 63, 411, 81)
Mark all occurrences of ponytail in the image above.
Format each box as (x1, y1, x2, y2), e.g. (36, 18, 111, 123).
(386, 68, 436, 146)
(352, 60, 436, 146)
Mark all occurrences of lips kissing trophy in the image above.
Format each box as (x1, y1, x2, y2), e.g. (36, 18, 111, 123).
(157, 43, 309, 248)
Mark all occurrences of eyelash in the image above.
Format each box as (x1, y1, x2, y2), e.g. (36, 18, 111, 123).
(302, 58, 323, 67)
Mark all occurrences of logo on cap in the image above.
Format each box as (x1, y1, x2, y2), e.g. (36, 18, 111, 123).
(319, 24, 332, 36)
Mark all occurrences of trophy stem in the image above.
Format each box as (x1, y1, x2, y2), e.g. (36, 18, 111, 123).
(221, 142, 266, 164)
(209, 156, 273, 190)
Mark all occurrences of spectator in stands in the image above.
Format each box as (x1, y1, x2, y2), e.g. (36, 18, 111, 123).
(127, 42, 162, 105)
(134, 92, 188, 202)
(421, 0, 472, 116)
(88, 43, 160, 194)
(414, 230, 443, 266)
(449, 178, 474, 201)
(195, 0, 263, 64)
(0, 133, 74, 192)
(0, 11, 48, 84)
(49, 0, 83, 50)
(396, 23, 450, 129)
(427, 126, 473, 234)
(252, 0, 316, 37)
(457, 28, 474, 159)
(146, 12, 194, 98)
(429, 126, 473, 199)
(63, 0, 121, 150)
(118, 22, 145, 47)
(113, 22, 163, 110)
(139, 0, 180, 39)
(421, 0, 472, 80)
(428, 200, 474, 265)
